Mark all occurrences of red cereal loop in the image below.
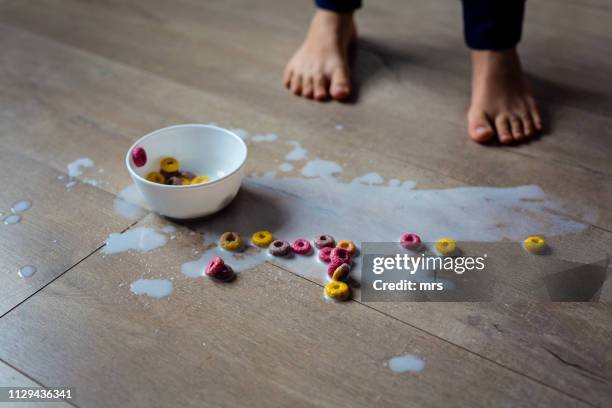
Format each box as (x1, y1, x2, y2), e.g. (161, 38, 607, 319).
(131, 146, 147, 167)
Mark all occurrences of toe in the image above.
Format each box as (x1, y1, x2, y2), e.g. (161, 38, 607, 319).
(467, 111, 495, 143)
(314, 75, 328, 101)
(290, 74, 303, 96)
(283, 66, 293, 88)
(330, 67, 351, 100)
(494, 116, 513, 145)
(302, 77, 314, 99)
(528, 98, 543, 131)
(510, 116, 525, 141)
(521, 114, 535, 138)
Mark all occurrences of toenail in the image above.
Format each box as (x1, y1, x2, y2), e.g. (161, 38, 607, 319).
(475, 126, 489, 135)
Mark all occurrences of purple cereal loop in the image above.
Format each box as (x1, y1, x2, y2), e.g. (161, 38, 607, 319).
(314, 234, 335, 249)
(269, 240, 290, 257)
(210, 265, 235, 282)
(318, 247, 333, 263)
(291, 239, 311, 255)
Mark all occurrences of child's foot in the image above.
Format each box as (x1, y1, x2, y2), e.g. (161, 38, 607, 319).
(283, 10, 356, 101)
(468, 49, 542, 144)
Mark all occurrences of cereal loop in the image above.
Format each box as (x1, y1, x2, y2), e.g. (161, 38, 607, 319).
(268, 240, 291, 257)
(252, 231, 273, 247)
(400, 233, 421, 250)
(336, 240, 357, 255)
(166, 176, 184, 185)
(435, 238, 457, 256)
(523, 236, 546, 253)
(205, 256, 225, 275)
(131, 147, 147, 167)
(314, 234, 335, 249)
(219, 232, 243, 251)
(325, 281, 350, 301)
(160, 157, 180, 173)
(191, 176, 210, 185)
(209, 265, 236, 282)
(330, 247, 351, 264)
(291, 239, 311, 255)
(318, 247, 333, 263)
(327, 258, 345, 278)
(332, 263, 351, 281)
(146, 171, 165, 184)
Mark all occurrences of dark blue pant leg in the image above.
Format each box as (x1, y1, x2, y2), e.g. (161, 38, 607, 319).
(462, 0, 526, 50)
(315, 0, 361, 12)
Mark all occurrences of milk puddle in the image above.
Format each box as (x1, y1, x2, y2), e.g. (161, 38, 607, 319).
(18, 265, 37, 278)
(1, 199, 32, 225)
(386, 354, 426, 373)
(102, 227, 168, 254)
(130, 279, 173, 299)
(113, 184, 148, 220)
(103, 128, 595, 298)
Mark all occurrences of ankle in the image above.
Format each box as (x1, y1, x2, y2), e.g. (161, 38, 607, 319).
(312, 9, 354, 31)
(472, 48, 521, 77)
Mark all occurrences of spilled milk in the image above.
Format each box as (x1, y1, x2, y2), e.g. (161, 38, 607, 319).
(18, 265, 37, 278)
(387, 354, 426, 373)
(130, 279, 173, 299)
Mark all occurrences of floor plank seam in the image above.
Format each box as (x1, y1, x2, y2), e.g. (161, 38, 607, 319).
(267, 261, 600, 407)
(0, 357, 80, 408)
(0, 221, 138, 321)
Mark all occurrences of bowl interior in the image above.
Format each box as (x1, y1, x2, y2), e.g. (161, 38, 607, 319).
(128, 125, 247, 186)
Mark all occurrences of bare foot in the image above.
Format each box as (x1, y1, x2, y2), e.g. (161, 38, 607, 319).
(468, 49, 542, 144)
(283, 10, 356, 101)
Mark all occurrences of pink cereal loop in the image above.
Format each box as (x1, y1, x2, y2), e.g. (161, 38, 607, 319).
(330, 247, 351, 263)
(319, 247, 333, 263)
(291, 239, 311, 255)
(400, 233, 421, 250)
(205, 256, 225, 275)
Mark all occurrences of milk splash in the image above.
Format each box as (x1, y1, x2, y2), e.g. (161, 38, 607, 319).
(102, 227, 168, 254)
(387, 354, 426, 373)
(130, 279, 173, 299)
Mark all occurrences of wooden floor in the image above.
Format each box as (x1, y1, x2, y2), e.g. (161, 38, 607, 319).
(1, 0, 611, 406)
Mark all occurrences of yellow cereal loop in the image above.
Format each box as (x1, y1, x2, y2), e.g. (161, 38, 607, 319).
(160, 157, 180, 173)
(337, 240, 357, 255)
(523, 236, 546, 253)
(332, 263, 351, 281)
(251, 231, 273, 247)
(191, 176, 210, 185)
(324, 281, 350, 301)
(180, 176, 190, 185)
(435, 238, 457, 256)
(219, 232, 243, 251)
(145, 171, 165, 184)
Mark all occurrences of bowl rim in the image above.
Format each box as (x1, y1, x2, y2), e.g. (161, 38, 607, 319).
(125, 123, 248, 189)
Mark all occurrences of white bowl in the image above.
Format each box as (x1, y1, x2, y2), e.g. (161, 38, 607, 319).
(125, 124, 247, 219)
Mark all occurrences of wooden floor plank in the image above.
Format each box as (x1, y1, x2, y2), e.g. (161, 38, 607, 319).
(0, 147, 134, 316)
(0, 360, 71, 407)
(0, 215, 589, 408)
